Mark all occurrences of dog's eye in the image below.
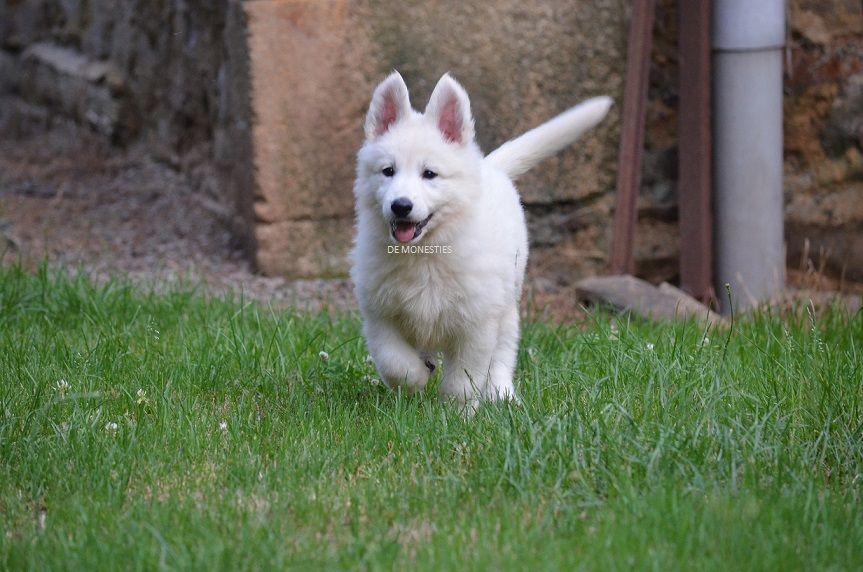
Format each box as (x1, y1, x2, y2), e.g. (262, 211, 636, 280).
(382, 166, 395, 177)
(422, 169, 438, 180)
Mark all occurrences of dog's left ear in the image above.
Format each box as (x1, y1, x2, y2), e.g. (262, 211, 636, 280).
(424, 74, 475, 145)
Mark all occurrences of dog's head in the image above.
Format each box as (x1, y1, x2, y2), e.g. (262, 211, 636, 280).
(354, 72, 483, 244)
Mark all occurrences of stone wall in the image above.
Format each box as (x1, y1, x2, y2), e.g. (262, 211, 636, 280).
(784, 0, 863, 281)
(0, 0, 252, 244)
(2, 0, 861, 285)
(1, 0, 228, 148)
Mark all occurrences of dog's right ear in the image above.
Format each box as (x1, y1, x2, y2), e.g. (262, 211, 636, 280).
(365, 72, 411, 140)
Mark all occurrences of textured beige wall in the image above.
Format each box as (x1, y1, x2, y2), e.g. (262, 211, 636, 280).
(242, 0, 627, 278)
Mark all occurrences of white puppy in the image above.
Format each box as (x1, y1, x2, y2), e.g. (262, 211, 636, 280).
(351, 71, 611, 408)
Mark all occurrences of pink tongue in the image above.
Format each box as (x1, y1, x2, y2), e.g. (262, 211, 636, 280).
(394, 222, 417, 243)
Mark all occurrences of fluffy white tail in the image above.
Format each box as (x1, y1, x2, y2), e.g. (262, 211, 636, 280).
(485, 96, 613, 180)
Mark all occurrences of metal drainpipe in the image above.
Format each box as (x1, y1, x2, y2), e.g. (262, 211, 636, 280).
(713, 0, 786, 314)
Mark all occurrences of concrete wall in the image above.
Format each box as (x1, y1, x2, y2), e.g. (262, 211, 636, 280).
(2, 0, 862, 284)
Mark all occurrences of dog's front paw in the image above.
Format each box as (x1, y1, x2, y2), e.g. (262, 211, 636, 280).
(375, 358, 432, 394)
(488, 383, 520, 404)
(439, 391, 480, 418)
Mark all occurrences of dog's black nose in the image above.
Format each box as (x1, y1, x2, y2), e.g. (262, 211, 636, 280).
(391, 197, 413, 218)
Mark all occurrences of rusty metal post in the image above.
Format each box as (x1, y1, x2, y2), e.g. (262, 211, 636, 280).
(678, 0, 714, 303)
(611, 0, 656, 275)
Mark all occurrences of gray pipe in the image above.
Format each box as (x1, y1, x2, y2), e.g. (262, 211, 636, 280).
(713, 0, 786, 314)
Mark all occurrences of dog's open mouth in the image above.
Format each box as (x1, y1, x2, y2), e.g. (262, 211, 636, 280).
(391, 213, 433, 243)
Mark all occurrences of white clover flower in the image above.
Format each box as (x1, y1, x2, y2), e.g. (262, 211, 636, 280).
(363, 374, 381, 386)
(55, 379, 70, 397)
(219, 420, 228, 432)
(104, 421, 119, 434)
(646, 343, 655, 351)
(703, 336, 710, 346)
(318, 351, 329, 361)
(135, 388, 149, 406)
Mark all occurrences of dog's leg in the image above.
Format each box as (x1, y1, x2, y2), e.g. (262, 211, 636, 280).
(364, 318, 431, 393)
(487, 305, 520, 402)
(439, 328, 499, 409)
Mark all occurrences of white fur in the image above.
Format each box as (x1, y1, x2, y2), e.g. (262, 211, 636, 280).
(486, 97, 613, 180)
(351, 71, 611, 408)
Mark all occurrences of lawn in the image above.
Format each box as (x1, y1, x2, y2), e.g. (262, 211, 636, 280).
(1, 265, 861, 570)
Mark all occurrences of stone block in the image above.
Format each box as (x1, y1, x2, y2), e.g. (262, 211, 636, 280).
(786, 184, 863, 281)
(255, 218, 355, 279)
(575, 274, 722, 325)
(241, 0, 625, 277)
(19, 42, 128, 137)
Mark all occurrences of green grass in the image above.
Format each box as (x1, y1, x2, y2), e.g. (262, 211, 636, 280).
(0, 264, 861, 571)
